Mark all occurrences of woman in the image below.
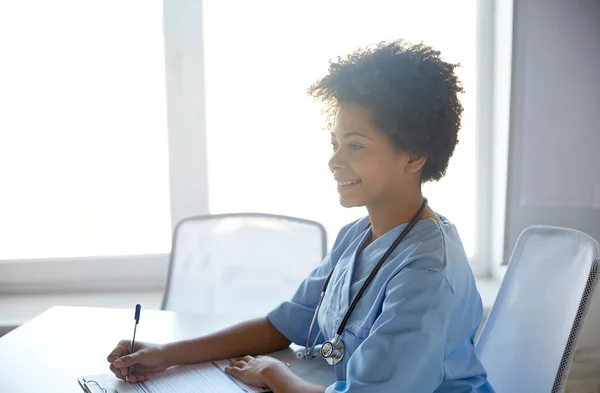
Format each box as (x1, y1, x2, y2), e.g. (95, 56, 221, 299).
(107, 40, 495, 393)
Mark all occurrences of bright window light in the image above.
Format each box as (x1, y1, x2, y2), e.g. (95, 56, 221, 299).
(203, 0, 477, 255)
(0, 1, 171, 259)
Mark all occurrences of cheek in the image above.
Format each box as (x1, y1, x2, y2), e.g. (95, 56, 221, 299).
(349, 150, 406, 185)
(366, 162, 406, 188)
(351, 157, 380, 179)
(359, 160, 393, 181)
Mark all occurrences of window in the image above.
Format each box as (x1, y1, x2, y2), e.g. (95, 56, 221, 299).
(1, 1, 490, 293)
(0, 1, 171, 260)
(203, 1, 477, 256)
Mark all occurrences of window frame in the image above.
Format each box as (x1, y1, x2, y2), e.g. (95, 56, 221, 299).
(0, 0, 503, 294)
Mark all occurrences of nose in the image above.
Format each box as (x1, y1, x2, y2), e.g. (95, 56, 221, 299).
(328, 148, 346, 173)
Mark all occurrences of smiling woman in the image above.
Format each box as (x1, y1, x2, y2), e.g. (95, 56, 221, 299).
(106, 37, 495, 392)
(309, 39, 463, 240)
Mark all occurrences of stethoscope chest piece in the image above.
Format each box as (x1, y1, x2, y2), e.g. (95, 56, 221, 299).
(320, 335, 345, 365)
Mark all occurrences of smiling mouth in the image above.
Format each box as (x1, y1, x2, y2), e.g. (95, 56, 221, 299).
(337, 179, 362, 187)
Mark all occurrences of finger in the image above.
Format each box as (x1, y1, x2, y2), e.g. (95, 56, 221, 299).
(107, 340, 134, 363)
(136, 375, 148, 382)
(242, 355, 254, 362)
(107, 343, 128, 363)
(114, 351, 143, 368)
(224, 366, 241, 376)
(109, 365, 125, 380)
(127, 371, 150, 384)
(228, 360, 245, 369)
(128, 373, 142, 384)
(107, 349, 120, 364)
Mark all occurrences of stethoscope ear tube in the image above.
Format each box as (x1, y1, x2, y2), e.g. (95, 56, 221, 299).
(300, 198, 428, 366)
(303, 292, 325, 359)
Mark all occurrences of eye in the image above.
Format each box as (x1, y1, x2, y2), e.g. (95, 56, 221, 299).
(349, 142, 364, 150)
(330, 141, 339, 151)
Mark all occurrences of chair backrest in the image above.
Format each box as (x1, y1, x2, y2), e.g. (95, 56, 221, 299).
(476, 226, 600, 393)
(161, 213, 327, 320)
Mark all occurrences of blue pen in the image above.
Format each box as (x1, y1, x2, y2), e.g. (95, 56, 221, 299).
(126, 304, 141, 383)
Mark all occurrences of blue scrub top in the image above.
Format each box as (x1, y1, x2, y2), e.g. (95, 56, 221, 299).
(267, 215, 495, 393)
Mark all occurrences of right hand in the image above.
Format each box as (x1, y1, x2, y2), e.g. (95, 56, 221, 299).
(106, 340, 170, 383)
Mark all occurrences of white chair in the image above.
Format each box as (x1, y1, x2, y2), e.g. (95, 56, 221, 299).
(476, 226, 600, 393)
(161, 213, 327, 321)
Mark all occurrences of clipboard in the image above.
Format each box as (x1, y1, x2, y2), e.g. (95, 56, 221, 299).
(77, 374, 123, 393)
(77, 376, 111, 393)
(77, 364, 271, 393)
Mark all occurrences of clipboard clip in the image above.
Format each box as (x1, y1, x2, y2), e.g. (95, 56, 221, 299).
(79, 378, 108, 393)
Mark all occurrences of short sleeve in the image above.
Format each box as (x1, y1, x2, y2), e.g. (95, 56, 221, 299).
(325, 267, 454, 393)
(266, 252, 334, 345)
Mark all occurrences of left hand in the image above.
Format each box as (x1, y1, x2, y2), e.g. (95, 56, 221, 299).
(224, 355, 288, 388)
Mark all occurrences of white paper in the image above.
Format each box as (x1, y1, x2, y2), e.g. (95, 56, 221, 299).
(110, 362, 261, 393)
(80, 348, 336, 393)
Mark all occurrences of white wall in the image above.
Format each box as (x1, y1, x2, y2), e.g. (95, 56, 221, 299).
(508, 0, 600, 356)
(506, 0, 600, 257)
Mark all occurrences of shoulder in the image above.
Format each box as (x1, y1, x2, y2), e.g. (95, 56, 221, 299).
(391, 215, 473, 292)
(330, 216, 371, 251)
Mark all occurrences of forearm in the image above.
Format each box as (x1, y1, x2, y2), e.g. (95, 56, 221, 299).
(165, 317, 291, 366)
(261, 363, 327, 393)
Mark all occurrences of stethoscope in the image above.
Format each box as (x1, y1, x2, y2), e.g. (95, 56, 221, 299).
(296, 198, 428, 366)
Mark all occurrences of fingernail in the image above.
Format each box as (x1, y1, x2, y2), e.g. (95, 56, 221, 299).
(114, 360, 123, 367)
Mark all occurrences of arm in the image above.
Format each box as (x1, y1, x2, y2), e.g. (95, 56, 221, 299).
(221, 250, 343, 390)
(261, 363, 326, 393)
(165, 317, 291, 367)
(226, 267, 454, 393)
(167, 249, 338, 367)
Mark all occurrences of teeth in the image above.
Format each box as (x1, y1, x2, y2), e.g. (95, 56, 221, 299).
(337, 179, 361, 186)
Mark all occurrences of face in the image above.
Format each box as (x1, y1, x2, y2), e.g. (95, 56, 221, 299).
(328, 103, 425, 208)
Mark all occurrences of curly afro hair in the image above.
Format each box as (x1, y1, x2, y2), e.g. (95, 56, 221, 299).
(307, 39, 464, 183)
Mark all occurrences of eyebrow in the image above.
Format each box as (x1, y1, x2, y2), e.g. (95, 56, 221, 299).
(330, 132, 372, 140)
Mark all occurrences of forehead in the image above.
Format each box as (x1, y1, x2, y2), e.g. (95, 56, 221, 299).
(333, 104, 373, 131)
(331, 103, 388, 143)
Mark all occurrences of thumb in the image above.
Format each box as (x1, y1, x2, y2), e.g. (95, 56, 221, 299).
(114, 352, 143, 368)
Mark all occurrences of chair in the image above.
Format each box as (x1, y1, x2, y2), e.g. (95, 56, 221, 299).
(161, 213, 327, 321)
(476, 226, 600, 393)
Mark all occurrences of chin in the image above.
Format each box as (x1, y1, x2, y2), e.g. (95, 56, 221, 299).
(338, 196, 366, 208)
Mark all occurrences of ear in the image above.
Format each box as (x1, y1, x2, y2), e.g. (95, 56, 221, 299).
(405, 154, 427, 173)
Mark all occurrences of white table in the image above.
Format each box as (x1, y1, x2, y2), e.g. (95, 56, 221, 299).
(5, 306, 598, 393)
(0, 306, 328, 393)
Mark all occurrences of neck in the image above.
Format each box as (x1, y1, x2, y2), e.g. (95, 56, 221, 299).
(365, 189, 425, 241)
